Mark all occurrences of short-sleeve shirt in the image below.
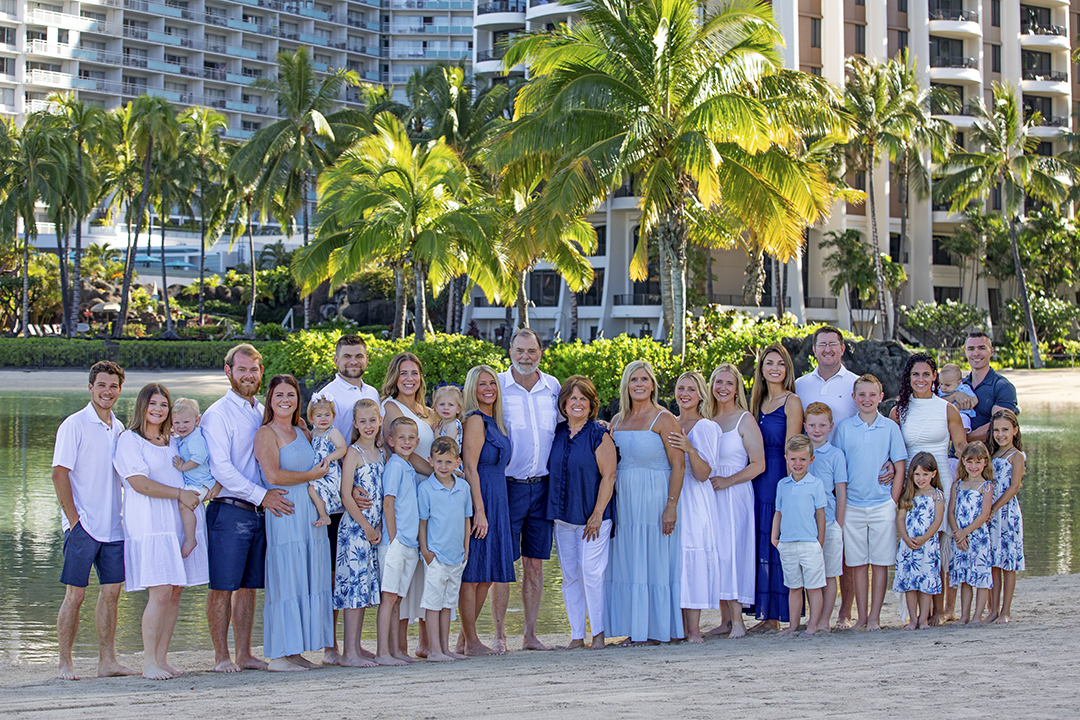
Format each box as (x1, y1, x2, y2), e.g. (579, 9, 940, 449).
(940, 384, 976, 430)
(499, 370, 561, 480)
(176, 426, 215, 491)
(417, 474, 473, 565)
(808, 441, 847, 524)
(51, 402, 124, 542)
(795, 365, 859, 439)
(318, 374, 381, 445)
(964, 367, 1018, 431)
(381, 454, 419, 548)
(833, 413, 908, 509)
(776, 472, 827, 543)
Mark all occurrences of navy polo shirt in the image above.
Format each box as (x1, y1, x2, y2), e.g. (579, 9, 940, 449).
(964, 367, 1018, 430)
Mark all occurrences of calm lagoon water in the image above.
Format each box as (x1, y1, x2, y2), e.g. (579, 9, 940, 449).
(1, 390, 1077, 663)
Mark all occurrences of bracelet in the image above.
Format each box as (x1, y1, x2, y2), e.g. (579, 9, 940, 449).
(668, 496, 676, 501)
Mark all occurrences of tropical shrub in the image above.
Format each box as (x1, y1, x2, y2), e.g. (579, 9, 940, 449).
(540, 334, 682, 407)
(901, 300, 989, 349)
(1003, 293, 1080, 346)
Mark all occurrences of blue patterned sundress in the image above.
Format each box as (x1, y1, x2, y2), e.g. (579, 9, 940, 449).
(311, 431, 343, 514)
(989, 451, 1025, 571)
(334, 449, 384, 610)
(949, 480, 993, 589)
(893, 490, 944, 594)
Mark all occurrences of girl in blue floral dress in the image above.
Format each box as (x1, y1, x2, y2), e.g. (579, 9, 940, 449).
(987, 409, 1025, 624)
(948, 442, 994, 625)
(893, 452, 946, 630)
(335, 398, 385, 667)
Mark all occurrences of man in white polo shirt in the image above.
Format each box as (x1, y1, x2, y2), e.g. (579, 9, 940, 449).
(52, 360, 138, 680)
(491, 327, 560, 652)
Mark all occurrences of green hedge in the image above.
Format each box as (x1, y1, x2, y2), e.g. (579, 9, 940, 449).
(0, 338, 269, 370)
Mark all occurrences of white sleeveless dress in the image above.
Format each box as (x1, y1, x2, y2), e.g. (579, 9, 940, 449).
(713, 412, 756, 606)
(679, 418, 723, 609)
(899, 396, 953, 536)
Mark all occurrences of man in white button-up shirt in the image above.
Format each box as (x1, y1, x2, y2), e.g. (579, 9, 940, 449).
(52, 361, 137, 680)
(491, 327, 560, 652)
(202, 344, 292, 673)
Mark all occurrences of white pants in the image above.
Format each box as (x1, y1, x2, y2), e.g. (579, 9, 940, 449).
(554, 519, 611, 640)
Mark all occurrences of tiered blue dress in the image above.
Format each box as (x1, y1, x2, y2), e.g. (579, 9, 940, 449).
(989, 452, 1025, 571)
(753, 404, 789, 622)
(893, 490, 944, 594)
(334, 452, 383, 610)
(949, 481, 993, 589)
(461, 411, 515, 584)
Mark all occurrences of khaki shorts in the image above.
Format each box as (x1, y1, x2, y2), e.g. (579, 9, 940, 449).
(843, 501, 897, 567)
(420, 556, 466, 611)
(779, 541, 826, 590)
(380, 538, 419, 597)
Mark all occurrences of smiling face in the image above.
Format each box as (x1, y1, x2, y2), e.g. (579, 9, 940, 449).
(785, 448, 813, 477)
(145, 393, 170, 431)
(353, 406, 381, 442)
(475, 371, 498, 409)
(804, 413, 833, 444)
(226, 352, 263, 399)
(964, 336, 992, 371)
(335, 344, 368, 380)
(992, 417, 1017, 449)
(853, 381, 882, 415)
(172, 409, 198, 438)
(813, 331, 844, 372)
(711, 370, 738, 409)
(761, 351, 787, 386)
(430, 451, 460, 479)
(912, 466, 936, 491)
(388, 425, 418, 457)
(627, 369, 655, 407)
(564, 387, 592, 422)
(89, 373, 122, 414)
(963, 455, 987, 478)
(510, 333, 542, 377)
(269, 382, 298, 420)
(675, 377, 701, 412)
(909, 362, 936, 397)
(395, 360, 422, 399)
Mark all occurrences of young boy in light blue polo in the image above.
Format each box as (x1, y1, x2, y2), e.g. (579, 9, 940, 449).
(417, 436, 472, 663)
(833, 374, 908, 632)
(771, 434, 827, 638)
(803, 402, 848, 632)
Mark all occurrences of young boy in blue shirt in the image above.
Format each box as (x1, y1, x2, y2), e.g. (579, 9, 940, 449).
(833, 374, 908, 632)
(772, 434, 827, 637)
(803, 402, 847, 633)
(417, 437, 472, 662)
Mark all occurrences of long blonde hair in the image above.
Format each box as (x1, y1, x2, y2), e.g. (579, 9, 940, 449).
(463, 365, 507, 435)
(380, 352, 429, 419)
(675, 371, 708, 418)
(615, 360, 661, 424)
(750, 343, 795, 418)
(706, 363, 748, 418)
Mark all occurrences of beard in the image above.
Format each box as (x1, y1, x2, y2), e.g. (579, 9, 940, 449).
(339, 365, 365, 379)
(230, 375, 261, 398)
(511, 359, 537, 377)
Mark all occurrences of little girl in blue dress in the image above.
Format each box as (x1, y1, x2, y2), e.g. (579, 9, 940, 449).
(307, 395, 348, 526)
(949, 442, 994, 625)
(893, 452, 946, 630)
(987, 409, 1025, 624)
(430, 384, 465, 448)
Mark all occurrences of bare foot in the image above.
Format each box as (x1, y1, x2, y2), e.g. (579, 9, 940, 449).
(833, 617, 854, 630)
(161, 662, 185, 676)
(313, 515, 331, 527)
(850, 619, 867, 631)
(449, 651, 468, 660)
(564, 639, 586, 650)
(237, 655, 269, 670)
(415, 644, 429, 659)
(491, 638, 508, 654)
(425, 652, 455, 662)
(983, 611, 999, 624)
(944, 614, 957, 622)
(213, 659, 241, 673)
(359, 646, 376, 660)
(287, 654, 319, 669)
(994, 614, 1011, 624)
(463, 642, 498, 657)
(917, 621, 933, 630)
(799, 628, 818, 637)
(141, 664, 173, 680)
(866, 621, 881, 632)
(747, 619, 781, 633)
(373, 654, 406, 666)
(617, 638, 660, 647)
(322, 648, 342, 666)
(181, 536, 197, 559)
(903, 622, 917, 631)
(590, 635, 606, 650)
(815, 624, 831, 634)
(98, 660, 139, 677)
(339, 654, 377, 668)
(392, 651, 419, 664)
(267, 658, 307, 672)
(686, 632, 704, 644)
(776, 625, 799, 637)
(928, 613, 945, 627)
(522, 636, 553, 651)
(966, 619, 982, 626)
(58, 663, 79, 681)
(728, 623, 747, 639)
(455, 633, 466, 655)
(704, 621, 731, 637)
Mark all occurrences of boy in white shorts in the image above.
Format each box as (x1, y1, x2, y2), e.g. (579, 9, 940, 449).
(374, 416, 421, 666)
(771, 435, 827, 637)
(417, 437, 472, 662)
(833, 374, 908, 632)
(804, 402, 847, 633)
(172, 398, 221, 559)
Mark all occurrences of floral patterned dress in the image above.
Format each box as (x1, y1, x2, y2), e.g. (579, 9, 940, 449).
(334, 451, 384, 610)
(311, 431, 343, 515)
(989, 451, 1026, 571)
(949, 480, 993, 589)
(893, 490, 944, 595)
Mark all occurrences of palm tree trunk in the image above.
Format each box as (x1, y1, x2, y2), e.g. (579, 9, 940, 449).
(515, 269, 529, 328)
(444, 275, 456, 334)
(198, 215, 206, 322)
(742, 243, 764, 306)
(393, 261, 407, 340)
(774, 256, 785, 318)
(302, 172, 311, 331)
(892, 168, 909, 340)
(71, 216, 83, 335)
(414, 261, 427, 342)
(705, 251, 714, 303)
(21, 228, 30, 337)
(159, 219, 177, 337)
(568, 281, 579, 342)
(657, 203, 687, 357)
(115, 142, 154, 338)
(245, 203, 257, 336)
(866, 163, 890, 339)
(658, 231, 673, 342)
(1009, 216, 1042, 368)
(502, 303, 512, 349)
(57, 225, 71, 337)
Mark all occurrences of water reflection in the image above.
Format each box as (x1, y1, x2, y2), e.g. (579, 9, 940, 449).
(0, 392, 1075, 661)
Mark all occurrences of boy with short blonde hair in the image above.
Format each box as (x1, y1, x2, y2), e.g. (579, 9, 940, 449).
(938, 363, 976, 432)
(803, 402, 847, 632)
(172, 398, 220, 559)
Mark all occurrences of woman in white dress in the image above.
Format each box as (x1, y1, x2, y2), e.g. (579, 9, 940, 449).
(379, 351, 437, 654)
(113, 384, 208, 680)
(705, 363, 764, 639)
(667, 371, 723, 643)
(889, 352, 967, 625)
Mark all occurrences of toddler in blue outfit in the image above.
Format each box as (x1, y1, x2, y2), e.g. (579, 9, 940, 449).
(172, 398, 220, 558)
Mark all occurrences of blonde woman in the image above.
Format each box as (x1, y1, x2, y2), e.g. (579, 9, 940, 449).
(381, 352, 435, 473)
(603, 360, 686, 645)
(457, 364, 513, 655)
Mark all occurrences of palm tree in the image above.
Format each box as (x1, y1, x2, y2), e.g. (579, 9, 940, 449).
(228, 46, 361, 329)
(495, 0, 848, 358)
(935, 83, 1075, 368)
(294, 111, 505, 342)
(178, 106, 229, 323)
(151, 133, 194, 338)
(113, 95, 179, 338)
(219, 143, 262, 336)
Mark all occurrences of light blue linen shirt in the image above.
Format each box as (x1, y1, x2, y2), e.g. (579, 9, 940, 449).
(417, 474, 473, 565)
(833, 413, 908, 509)
(176, 426, 216, 491)
(808, 441, 847, 524)
(380, 454, 420, 548)
(776, 472, 827, 543)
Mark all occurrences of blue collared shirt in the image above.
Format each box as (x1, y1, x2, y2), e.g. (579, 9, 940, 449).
(776, 472, 827, 543)
(417, 474, 473, 565)
(833, 412, 908, 509)
(176, 426, 216, 491)
(808, 441, 847, 524)
(964, 367, 1018, 430)
(381, 454, 420, 548)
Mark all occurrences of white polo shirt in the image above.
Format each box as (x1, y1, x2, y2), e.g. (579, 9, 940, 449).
(318, 374, 382, 443)
(795, 365, 859, 436)
(499, 370, 561, 480)
(201, 389, 267, 506)
(51, 402, 124, 542)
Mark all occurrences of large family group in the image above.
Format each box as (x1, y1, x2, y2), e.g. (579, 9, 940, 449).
(51, 326, 1026, 680)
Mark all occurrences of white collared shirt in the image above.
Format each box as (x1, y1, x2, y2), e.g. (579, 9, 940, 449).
(51, 402, 124, 542)
(200, 389, 267, 505)
(498, 370, 561, 480)
(319, 374, 382, 443)
(795, 364, 859, 436)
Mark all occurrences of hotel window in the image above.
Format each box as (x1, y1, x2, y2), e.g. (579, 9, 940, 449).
(992, 44, 1001, 73)
(991, 0, 1000, 27)
(810, 18, 821, 49)
(854, 25, 865, 55)
(897, 31, 908, 56)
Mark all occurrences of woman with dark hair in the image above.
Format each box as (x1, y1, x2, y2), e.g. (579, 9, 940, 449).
(113, 383, 207, 679)
(254, 374, 333, 672)
(889, 352, 967, 625)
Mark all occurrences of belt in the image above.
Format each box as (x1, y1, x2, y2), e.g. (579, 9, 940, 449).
(508, 475, 548, 485)
(212, 497, 264, 515)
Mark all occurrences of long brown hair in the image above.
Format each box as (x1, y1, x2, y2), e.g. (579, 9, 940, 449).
(750, 343, 795, 418)
(987, 409, 1023, 454)
(957, 441, 994, 485)
(380, 352, 429, 418)
(899, 452, 942, 511)
(262, 374, 303, 427)
(127, 383, 173, 439)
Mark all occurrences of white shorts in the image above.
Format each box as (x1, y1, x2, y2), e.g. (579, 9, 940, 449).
(185, 484, 212, 502)
(778, 541, 826, 590)
(823, 520, 843, 578)
(843, 501, 897, 567)
(380, 538, 419, 597)
(420, 556, 466, 611)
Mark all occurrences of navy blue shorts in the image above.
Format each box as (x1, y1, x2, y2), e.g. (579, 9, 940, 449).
(328, 511, 342, 572)
(507, 477, 553, 562)
(206, 501, 266, 591)
(59, 521, 125, 587)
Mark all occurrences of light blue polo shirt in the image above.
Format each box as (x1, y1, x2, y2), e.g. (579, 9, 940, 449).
(417, 474, 474, 565)
(833, 413, 908, 509)
(176, 426, 216, 491)
(808, 441, 847, 524)
(776, 472, 827, 543)
(380, 454, 420, 548)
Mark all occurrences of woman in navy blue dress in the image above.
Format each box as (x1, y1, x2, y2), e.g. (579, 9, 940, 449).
(458, 364, 513, 656)
(749, 343, 804, 630)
